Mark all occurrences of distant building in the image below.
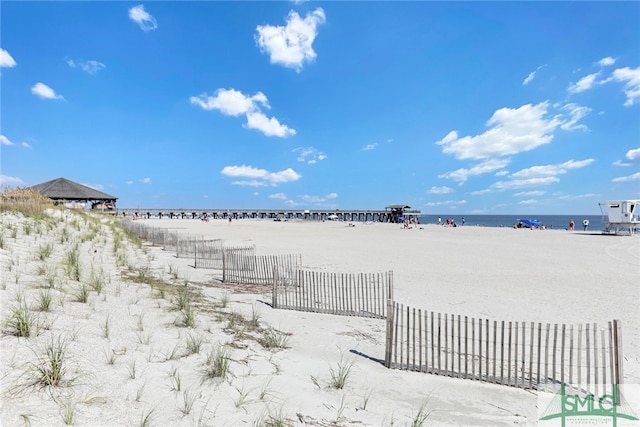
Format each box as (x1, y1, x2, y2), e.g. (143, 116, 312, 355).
(29, 177, 118, 210)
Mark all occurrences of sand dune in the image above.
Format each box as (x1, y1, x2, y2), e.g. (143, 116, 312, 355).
(1, 211, 638, 426)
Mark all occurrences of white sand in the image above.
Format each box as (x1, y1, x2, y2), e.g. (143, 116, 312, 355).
(1, 212, 638, 426)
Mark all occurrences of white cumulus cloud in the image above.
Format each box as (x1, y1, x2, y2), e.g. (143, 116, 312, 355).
(438, 159, 510, 184)
(245, 112, 296, 138)
(190, 88, 295, 138)
(428, 186, 454, 195)
(0, 135, 14, 146)
(598, 57, 616, 67)
(0, 48, 17, 68)
(611, 67, 640, 107)
(31, 82, 64, 100)
(435, 102, 563, 160)
(221, 165, 301, 186)
(129, 4, 157, 31)
(256, 8, 325, 72)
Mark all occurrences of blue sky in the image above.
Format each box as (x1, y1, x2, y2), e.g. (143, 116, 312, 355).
(1, 1, 639, 214)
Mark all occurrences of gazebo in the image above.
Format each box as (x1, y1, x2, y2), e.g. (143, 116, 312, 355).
(29, 177, 118, 210)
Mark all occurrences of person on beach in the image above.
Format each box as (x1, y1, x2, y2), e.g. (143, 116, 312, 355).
(438, 217, 442, 225)
(461, 217, 465, 226)
(583, 218, 589, 231)
(569, 219, 575, 231)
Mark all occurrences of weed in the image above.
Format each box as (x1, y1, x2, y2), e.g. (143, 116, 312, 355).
(411, 400, 431, 427)
(36, 290, 53, 312)
(247, 305, 261, 330)
(180, 388, 197, 415)
(105, 348, 118, 365)
(361, 386, 375, 410)
(185, 333, 203, 355)
(102, 314, 111, 339)
(135, 384, 145, 402)
(138, 408, 154, 427)
(202, 345, 231, 380)
(219, 293, 229, 308)
(260, 328, 290, 350)
(128, 360, 137, 379)
(329, 358, 354, 390)
(137, 331, 152, 345)
(6, 303, 38, 337)
(33, 335, 68, 387)
(60, 398, 75, 425)
(234, 384, 251, 408)
(37, 243, 53, 261)
(168, 366, 182, 391)
(74, 283, 89, 303)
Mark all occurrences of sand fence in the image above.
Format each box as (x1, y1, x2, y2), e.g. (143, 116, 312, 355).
(273, 269, 393, 318)
(384, 301, 624, 397)
(120, 219, 625, 397)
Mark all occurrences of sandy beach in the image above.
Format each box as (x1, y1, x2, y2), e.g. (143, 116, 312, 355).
(1, 211, 638, 426)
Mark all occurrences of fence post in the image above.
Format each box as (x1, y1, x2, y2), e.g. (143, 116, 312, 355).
(272, 266, 278, 309)
(613, 319, 623, 405)
(384, 299, 394, 368)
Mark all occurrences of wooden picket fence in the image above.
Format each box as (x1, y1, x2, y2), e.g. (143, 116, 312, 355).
(195, 242, 256, 269)
(384, 301, 624, 395)
(222, 253, 301, 286)
(273, 269, 393, 319)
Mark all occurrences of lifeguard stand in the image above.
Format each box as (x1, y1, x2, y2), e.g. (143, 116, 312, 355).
(599, 200, 640, 234)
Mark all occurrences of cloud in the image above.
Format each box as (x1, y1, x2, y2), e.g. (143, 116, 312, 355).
(190, 88, 295, 138)
(424, 199, 467, 207)
(140, 177, 151, 184)
(559, 103, 591, 131)
(0, 48, 16, 68)
(0, 135, 31, 148)
(292, 147, 326, 164)
(362, 143, 378, 151)
(626, 148, 640, 162)
(613, 147, 640, 166)
(126, 181, 134, 185)
(612, 172, 640, 183)
(129, 4, 157, 31)
(523, 64, 546, 85)
(491, 177, 560, 190)
(269, 192, 289, 201)
(510, 159, 595, 179)
(428, 186, 454, 195)
(598, 57, 616, 67)
(300, 193, 338, 204)
(256, 8, 326, 72)
(438, 158, 511, 184)
(190, 88, 268, 116)
(0, 135, 14, 146)
(568, 72, 600, 93)
(0, 175, 23, 186)
(31, 82, 64, 100)
(611, 67, 640, 106)
(83, 183, 104, 191)
(435, 102, 563, 160)
(66, 58, 105, 74)
(221, 165, 301, 186)
(514, 190, 546, 197)
(245, 112, 296, 138)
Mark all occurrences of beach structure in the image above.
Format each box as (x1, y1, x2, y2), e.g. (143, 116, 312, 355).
(29, 177, 118, 211)
(117, 206, 422, 222)
(599, 200, 640, 234)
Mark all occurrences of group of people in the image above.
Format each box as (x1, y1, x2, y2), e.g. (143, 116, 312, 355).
(437, 217, 464, 227)
(569, 218, 589, 231)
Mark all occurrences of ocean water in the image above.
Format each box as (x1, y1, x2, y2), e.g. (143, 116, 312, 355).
(417, 214, 607, 231)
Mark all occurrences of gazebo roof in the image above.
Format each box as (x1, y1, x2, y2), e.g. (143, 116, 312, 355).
(29, 177, 117, 201)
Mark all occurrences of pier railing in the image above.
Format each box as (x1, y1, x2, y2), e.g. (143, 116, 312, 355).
(384, 301, 624, 396)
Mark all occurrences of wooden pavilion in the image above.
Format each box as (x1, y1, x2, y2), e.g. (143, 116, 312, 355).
(29, 177, 118, 210)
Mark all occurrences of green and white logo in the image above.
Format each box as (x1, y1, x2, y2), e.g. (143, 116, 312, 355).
(539, 384, 638, 426)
